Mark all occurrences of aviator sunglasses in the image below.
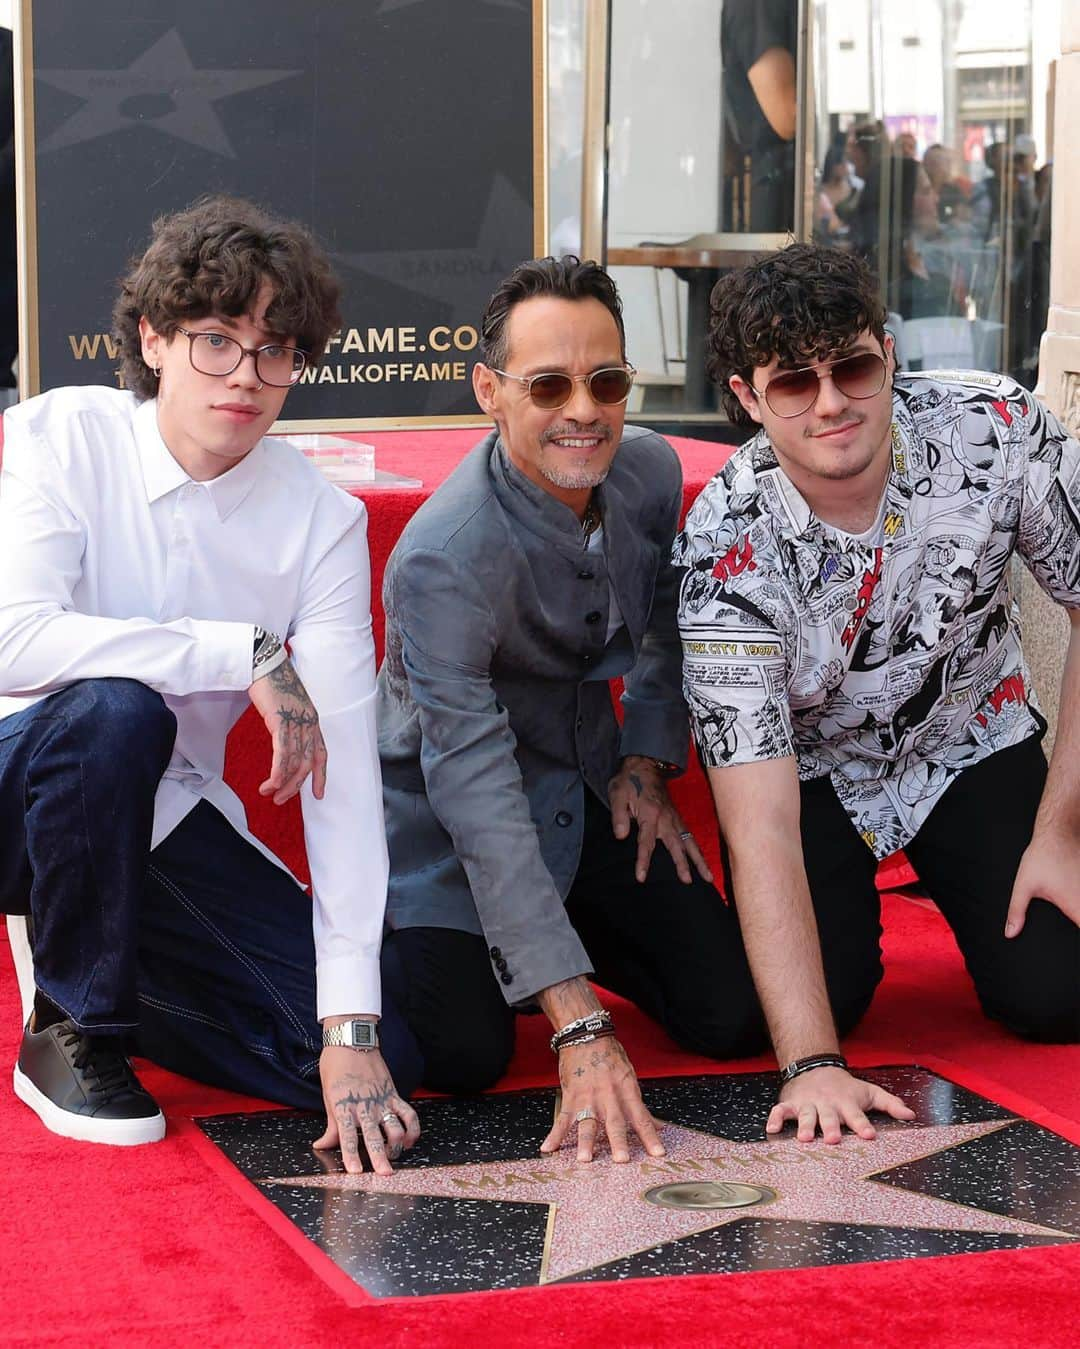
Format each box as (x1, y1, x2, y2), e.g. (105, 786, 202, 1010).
(490, 364, 636, 410)
(749, 350, 888, 419)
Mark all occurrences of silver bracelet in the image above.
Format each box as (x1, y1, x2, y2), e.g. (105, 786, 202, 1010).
(252, 625, 288, 682)
(550, 1009, 613, 1053)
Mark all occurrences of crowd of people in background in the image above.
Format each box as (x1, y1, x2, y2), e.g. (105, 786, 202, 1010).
(813, 121, 1051, 389)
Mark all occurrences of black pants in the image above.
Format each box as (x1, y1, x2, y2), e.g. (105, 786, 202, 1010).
(382, 790, 769, 1094)
(785, 733, 1079, 1046)
(386, 736, 1079, 1094)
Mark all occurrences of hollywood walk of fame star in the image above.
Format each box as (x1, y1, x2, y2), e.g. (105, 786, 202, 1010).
(264, 1118, 1074, 1284)
(35, 29, 300, 158)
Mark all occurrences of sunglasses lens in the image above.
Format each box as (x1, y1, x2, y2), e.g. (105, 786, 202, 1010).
(765, 369, 820, 417)
(528, 373, 574, 408)
(588, 368, 633, 404)
(832, 352, 886, 399)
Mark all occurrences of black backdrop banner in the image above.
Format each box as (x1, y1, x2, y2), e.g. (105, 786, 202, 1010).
(16, 0, 544, 428)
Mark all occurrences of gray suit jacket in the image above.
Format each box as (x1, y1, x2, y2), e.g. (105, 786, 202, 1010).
(377, 426, 690, 1003)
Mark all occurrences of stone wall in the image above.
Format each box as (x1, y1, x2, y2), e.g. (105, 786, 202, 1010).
(1027, 6, 1080, 755)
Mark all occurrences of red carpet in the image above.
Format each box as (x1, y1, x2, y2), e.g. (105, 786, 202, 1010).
(2, 428, 1074, 1343)
(3, 894, 1079, 1348)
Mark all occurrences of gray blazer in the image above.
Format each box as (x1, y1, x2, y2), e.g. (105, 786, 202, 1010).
(377, 426, 690, 1003)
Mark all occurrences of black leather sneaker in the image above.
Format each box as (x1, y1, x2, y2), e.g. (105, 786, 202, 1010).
(13, 1018, 165, 1145)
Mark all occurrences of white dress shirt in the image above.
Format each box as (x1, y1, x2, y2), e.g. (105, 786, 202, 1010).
(0, 385, 387, 1019)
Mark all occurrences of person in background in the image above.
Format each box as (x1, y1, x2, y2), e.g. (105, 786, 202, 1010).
(720, 0, 798, 231)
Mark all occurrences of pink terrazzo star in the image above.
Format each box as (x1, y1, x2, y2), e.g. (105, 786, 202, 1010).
(267, 1119, 1070, 1283)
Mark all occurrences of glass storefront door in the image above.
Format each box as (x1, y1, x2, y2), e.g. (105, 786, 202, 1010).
(553, 1, 1055, 424)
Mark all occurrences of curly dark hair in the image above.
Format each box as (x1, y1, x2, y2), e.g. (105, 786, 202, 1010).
(708, 242, 887, 425)
(480, 255, 625, 371)
(112, 195, 341, 400)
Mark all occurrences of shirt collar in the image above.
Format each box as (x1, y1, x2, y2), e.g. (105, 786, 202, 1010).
(134, 397, 266, 521)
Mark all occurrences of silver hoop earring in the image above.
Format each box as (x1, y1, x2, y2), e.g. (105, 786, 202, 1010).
(151, 364, 161, 379)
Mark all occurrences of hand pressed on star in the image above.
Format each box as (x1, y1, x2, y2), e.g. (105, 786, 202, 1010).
(768, 1066, 915, 1144)
(314, 1045, 420, 1177)
(540, 1035, 666, 1164)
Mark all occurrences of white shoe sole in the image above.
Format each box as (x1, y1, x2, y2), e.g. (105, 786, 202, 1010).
(6, 915, 35, 1028)
(13, 1064, 166, 1145)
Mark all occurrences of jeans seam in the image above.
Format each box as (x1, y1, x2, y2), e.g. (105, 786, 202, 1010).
(145, 863, 318, 1054)
(137, 992, 279, 1060)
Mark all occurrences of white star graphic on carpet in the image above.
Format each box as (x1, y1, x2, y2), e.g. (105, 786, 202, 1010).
(35, 29, 300, 158)
(267, 1118, 1071, 1283)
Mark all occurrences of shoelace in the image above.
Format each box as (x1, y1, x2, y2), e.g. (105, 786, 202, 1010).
(58, 1024, 141, 1098)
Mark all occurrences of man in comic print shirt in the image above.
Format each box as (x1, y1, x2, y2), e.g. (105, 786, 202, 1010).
(674, 243, 1080, 1142)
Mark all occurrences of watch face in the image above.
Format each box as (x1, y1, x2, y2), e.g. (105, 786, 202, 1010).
(349, 1021, 378, 1048)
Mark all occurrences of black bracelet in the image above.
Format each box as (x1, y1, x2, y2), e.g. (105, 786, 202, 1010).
(550, 1010, 613, 1054)
(554, 1028, 616, 1052)
(779, 1053, 849, 1084)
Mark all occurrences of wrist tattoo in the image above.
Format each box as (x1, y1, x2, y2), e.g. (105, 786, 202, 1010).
(252, 626, 287, 681)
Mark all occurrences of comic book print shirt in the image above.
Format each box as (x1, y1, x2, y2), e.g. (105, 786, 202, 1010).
(672, 372, 1080, 858)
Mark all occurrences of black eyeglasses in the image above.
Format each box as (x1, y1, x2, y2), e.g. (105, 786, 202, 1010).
(175, 328, 308, 387)
(491, 364, 636, 410)
(750, 351, 888, 418)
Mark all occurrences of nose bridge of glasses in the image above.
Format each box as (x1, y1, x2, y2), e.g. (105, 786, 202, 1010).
(562, 370, 605, 416)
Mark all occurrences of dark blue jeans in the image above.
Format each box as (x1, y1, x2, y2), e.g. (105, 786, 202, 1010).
(0, 678, 421, 1107)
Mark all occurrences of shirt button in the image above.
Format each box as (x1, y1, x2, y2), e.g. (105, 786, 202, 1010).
(577, 569, 594, 581)
(500, 971, 514, 985)
(576, 717, 583, 730)
(489, 945, 502, 959)
(555, 810, 573, 827)
(585, 611, 602, 625)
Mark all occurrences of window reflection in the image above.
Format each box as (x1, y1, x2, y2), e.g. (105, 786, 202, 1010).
(813, 0, 1052, 390)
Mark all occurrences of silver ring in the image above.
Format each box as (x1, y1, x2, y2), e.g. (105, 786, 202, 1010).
(678, 830, 692, 840)
(380, 1111, 398, 1126)
(575, 1108, 596, 1123)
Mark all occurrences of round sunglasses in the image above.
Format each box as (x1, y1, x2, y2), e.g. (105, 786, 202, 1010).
(750, 351, 888, 419)
(491, 364, 636, 410)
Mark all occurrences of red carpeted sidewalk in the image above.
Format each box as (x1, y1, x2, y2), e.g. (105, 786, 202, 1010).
(2, 426, 1076, 1343)
(3, 892, 1079, 1349)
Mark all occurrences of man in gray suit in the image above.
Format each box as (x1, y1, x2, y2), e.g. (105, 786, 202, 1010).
(377, 258, 763, 1162)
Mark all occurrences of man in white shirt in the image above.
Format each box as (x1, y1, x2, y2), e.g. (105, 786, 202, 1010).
(0, 196, 419, 1168)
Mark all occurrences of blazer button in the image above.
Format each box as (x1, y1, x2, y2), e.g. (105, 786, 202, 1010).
(577, 569, 594, 580)
(489, 945, 502, 959)
(555, 810, 573, 827)
(500, 971, 514, 985)
(585, 611, 602, 624)
(495, 957, 508, 972)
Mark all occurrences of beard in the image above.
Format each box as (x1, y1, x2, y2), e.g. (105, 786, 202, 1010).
(538, 456, 612, 491)
(537, 421, 613, 491)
